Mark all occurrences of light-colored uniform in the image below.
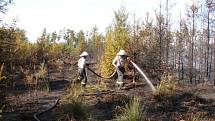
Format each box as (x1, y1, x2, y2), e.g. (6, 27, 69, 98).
(78, 51, 88, 86)
(78, 57, 86, 69)
(112, 55, 127, 87)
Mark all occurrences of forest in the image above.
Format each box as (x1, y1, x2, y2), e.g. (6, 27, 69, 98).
(1, 0, 215, 120)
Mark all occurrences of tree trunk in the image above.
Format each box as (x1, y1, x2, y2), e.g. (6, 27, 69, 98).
(182, 59, 184, 80)
(194, 52, 197, 84)
(214, 37, 215, 85)
(206, 11, 210, 81)
(209, 46, 213, 81)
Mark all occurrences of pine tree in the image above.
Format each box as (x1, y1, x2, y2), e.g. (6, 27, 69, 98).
(101, 6, 130, 76)
(76, 30, 87, 54)
(101, 27, 116, 76)
(113, 5, 130, 51)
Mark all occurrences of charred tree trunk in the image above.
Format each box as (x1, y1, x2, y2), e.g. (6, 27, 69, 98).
(165, 0, 169, 65)
(206, 11, 210, 81)
(178, 54, 181, 80)
(182, 58, 184, 80)
(209, 47, 213, 81)
(159, 1, 162, 65)
(214, 37, 215, 85)
(189, 41, 194, 84)
(205, 48, 207, 81)
(194, 52, 197, 84)
(189, 4, 198, 84)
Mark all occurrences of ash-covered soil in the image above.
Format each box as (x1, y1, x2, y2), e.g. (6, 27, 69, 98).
(1, 62, 215, 121)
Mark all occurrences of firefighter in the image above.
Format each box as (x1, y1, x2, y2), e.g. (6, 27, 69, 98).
(112, 49, 130, 89)
(77, 51, 89, 87)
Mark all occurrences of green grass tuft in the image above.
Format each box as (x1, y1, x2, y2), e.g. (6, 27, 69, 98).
(114, 97, 145, 121)
(155, 75, 176, 96)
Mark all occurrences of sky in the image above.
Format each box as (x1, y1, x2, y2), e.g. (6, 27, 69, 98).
(2, 0, 193, 42)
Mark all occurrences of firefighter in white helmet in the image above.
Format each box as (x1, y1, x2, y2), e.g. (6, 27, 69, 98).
(77, 51, 89, 87)
(112, 49, 130, 89)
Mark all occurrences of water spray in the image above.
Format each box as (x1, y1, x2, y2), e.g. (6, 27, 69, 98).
(130, 60, 156, 92)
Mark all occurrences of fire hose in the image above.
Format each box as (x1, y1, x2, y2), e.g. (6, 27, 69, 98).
(33, 60, 156, 121)
(87, 67, 116, 79)
(34, 98, 60, 121)
(87, 60, 156, 92)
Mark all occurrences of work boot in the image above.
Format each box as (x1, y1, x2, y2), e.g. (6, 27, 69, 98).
(116, 83, 124, 90)
(81, 82, 86, 88)
(81, 84, 86, 87)
(75, 77, 81, 84)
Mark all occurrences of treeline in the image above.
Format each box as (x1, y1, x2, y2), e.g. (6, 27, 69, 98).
(1, 0, 215, 85)
(102, 0, 215, 85)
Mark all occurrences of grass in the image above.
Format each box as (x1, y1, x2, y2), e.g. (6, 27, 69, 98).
(177, 112, 211, 121)
(43, 82, 50, 92)
(38, 62, 50, 92)
(85, 81, 109, 94)
(155, 75, 176, 97)
(188, 112, 203, 121)
(38, 62, 47, 79)
(60, 84, 91, 120)
(26, 73, 34, 84)
(65, 84, 82, 100)
(0, 63, 6, 115)
(114, 97, 145, 121)
(0, 63, 5, 82)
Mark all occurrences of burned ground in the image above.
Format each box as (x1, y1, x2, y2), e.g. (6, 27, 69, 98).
(1, 62, 215, 121)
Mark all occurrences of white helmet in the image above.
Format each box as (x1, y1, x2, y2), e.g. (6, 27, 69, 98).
(80, 51, 89, 57)
(117, 49, 127, 56)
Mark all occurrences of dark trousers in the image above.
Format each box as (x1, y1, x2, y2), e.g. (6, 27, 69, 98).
(116, 66, 125, 85)
(78, 68, 87, 85)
